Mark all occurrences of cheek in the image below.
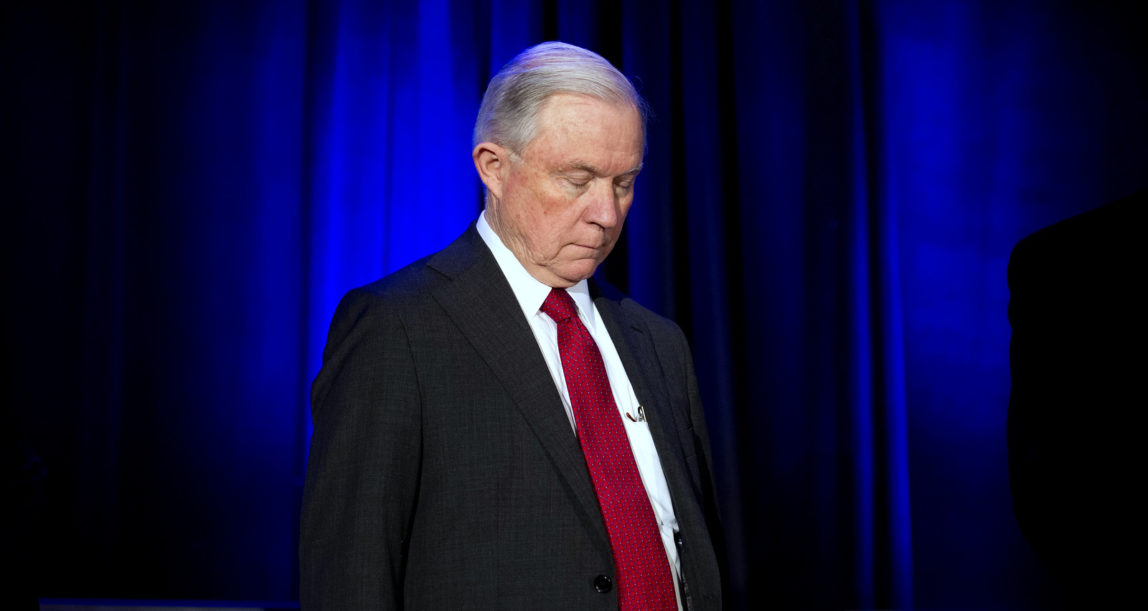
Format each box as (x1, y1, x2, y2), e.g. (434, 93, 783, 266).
(619, 199, 634, 223)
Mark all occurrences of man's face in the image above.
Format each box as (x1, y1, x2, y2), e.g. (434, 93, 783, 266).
(485, 94, 644, 288)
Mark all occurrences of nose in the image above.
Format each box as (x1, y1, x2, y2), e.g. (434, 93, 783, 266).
(584, 181, 621, 230)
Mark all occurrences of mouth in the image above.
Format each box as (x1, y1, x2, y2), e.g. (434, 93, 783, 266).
(574, 235, 614, 249)
(570, 243, 612, 258)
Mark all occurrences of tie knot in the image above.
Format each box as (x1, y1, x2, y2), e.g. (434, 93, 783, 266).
(540, 288, 578, 324)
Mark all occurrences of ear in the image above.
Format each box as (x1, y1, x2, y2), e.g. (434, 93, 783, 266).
(472, 142, 509, 201)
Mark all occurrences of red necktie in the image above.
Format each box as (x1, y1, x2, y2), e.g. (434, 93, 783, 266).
(540, 288, 677, 610)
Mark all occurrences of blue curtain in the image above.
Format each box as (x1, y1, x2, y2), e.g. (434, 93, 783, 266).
(3, 0, 1144, 608)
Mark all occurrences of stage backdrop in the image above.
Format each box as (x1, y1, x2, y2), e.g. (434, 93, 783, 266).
(3, 0, 1145, 609)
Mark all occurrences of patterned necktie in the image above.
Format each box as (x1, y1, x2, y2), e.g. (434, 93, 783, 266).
(540, 288, 677, 610)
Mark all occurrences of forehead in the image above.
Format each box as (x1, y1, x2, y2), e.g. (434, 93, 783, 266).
(523, 94, 644, 170)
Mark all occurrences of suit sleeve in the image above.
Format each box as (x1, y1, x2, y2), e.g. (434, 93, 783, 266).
(668, 322, 730, 607)
(301, 289, 422, 610)
(1006, 236, 1048, 552)
(1007, 232, 1089, 566)
(678, 326, 718, 500)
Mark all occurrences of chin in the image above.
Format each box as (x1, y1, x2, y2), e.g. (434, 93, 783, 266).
(553, 261, 600, 285)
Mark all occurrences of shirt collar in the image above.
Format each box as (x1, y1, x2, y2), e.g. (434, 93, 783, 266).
(476, 211, 596, 326)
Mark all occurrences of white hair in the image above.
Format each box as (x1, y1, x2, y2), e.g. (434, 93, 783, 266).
(473, 41, 648, 152)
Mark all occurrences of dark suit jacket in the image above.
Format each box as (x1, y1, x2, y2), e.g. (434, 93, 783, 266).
(1007, 189, 1146, 607)
(300, 225, 725, 610)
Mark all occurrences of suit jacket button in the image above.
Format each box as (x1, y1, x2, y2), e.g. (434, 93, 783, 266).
(593, 574, 613, 593)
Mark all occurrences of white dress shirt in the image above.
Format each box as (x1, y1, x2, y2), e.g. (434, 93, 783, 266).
(476, 213, 683, 603)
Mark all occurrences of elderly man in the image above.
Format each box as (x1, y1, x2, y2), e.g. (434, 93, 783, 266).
(301, 42, 725, 610)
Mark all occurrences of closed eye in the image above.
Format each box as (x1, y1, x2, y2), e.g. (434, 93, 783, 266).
(614, 176, 637, 194)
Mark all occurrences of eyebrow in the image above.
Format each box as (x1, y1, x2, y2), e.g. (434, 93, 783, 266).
(562, 161, 644, 177)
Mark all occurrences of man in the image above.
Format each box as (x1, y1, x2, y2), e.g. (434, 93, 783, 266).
(1007, 189, 1146, 608)
(301, 42, 725, 610)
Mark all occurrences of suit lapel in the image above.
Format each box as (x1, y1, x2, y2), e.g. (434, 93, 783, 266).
(594, 290, 699, 514)
(427, 228, 608, 547)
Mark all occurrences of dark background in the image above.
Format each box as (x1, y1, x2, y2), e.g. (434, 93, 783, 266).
(3, 0, 1145, 609)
